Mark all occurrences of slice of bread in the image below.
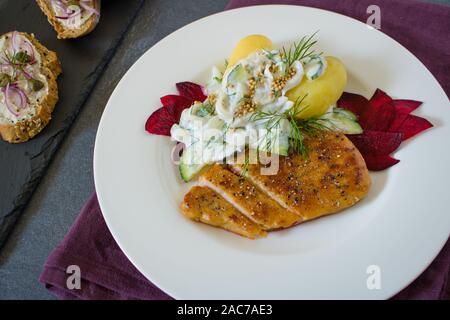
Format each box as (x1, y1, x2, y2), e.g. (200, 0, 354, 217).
(36, 0, 101, 39)
(0, 32, 62, 143)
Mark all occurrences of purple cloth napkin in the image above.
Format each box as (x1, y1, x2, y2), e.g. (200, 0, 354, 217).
(40, 0, 450, 300)
(39, 193, 171, 300)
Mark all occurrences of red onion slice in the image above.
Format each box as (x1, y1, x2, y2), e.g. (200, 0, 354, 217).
(79, 1, 100, 16)
(0, 63, 12, 73)
(65, 6, 82, 20)
(0, 56, 9, 64)
(21, 41, 36, 65)
(6, 32, 36, 65)
(20, 69, 33, 79)
(13, 86, 27, 109)
(53, 1, 70, 18)
(51, 0, 79, 19)
(2, 84, 20, 117)
(2, 83, 28, 116)
(52, 0, 67, 11)
(11, 31, 19, 53)
(16, 87, 28, 109)
(52, 0, 99, 20)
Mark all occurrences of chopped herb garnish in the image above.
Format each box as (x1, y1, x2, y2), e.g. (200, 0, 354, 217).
(30, 78, 44, 92)
(249, 94, 328, 158)
(12, 51, 32, 65)
(227, 92, 237, 99)
(263, 49, 277, 61)
(282, 32, 321, 68)
(0, 73, 11, 87)
(240, 151, 250, 178)
(196, 102, 214, 117)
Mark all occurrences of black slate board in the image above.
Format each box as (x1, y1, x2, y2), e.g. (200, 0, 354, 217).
(0, 0, 144, 249)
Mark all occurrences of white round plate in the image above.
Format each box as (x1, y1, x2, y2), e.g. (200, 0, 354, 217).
(94, 5, 450, 299)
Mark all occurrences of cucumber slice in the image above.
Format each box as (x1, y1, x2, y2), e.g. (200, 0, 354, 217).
(332, 108, 357, 121)
(304, 56, 327, 80)
(179, 147, 207, 182)
(257, 133, 289, 156)
(226, 63, 246, 84)
(318, 110, 363, 134)
(258, 143, 289, 156)
(277, 145, 289, 156)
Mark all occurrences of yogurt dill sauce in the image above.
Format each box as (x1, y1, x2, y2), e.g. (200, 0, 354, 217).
(170, 48, 326, 165)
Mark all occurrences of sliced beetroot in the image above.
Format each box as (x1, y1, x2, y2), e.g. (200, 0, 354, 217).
(369, 88, 392, 109)
(363, 154, 400, 171)
(145, 103, 184, 136)
(388, 108, 410, 132)
(359, 101, 396, 131)
(396, 114, 433, 140)
(160, 94, 193, 108)
(348, 131, 404, 155)
(337, 92, 369, 117)
(393, 99, 422, 113)
(176, 82, 207, 102)
(146, 81, 205, 137)
(159, 86, 203, 127)
(388, 100, 423, 132)
(339, 89, 430, 171)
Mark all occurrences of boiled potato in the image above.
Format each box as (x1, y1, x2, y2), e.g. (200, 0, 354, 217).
(287, 56, 347, 119)
(226, 34, 273, 72)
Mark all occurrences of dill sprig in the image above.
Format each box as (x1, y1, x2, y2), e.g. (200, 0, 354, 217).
(288, 117, 306, 156)
(249, 94, 328, 158)
(250, 109, 284, 131)
(285, 95, 310, 156)
(2, 51, 30, 81)
(239, 95, 328, 176)
(240, 151, 251, 178)
(290, 116, 330, 155)
(281, 32, 321, 67)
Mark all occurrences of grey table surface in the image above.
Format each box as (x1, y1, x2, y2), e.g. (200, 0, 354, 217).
(0, 0, 448, 300)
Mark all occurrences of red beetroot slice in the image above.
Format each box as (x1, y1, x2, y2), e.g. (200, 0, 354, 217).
(337, 92, 369, 117)
(359, 101, 396, 131)
(348, 131, 404, 155)
(388, 108, 410, 132)
(176, 82, 207, 102)
(396, 114, 433, 141)
(160, 94, 193, 108)
(388, 100, 423, 132)
(369, 88, 392, 108)
(363, 154, 400, 171)
(393, 99, 422, 113)
(145, 104, 180, 136)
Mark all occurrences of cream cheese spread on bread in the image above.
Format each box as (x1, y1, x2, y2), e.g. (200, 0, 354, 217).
(49, 0, 96, 30)
(36, 0, 100, 39)
(0, 32, 49, 125)
(0, 31, 61, 143)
